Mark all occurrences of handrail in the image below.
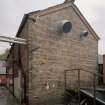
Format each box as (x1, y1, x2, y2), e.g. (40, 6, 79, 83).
(0, 35, 27, 45)
(64, 69, 103, 77)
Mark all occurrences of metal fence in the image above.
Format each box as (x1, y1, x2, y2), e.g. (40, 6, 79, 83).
(64, 69, 105, 105)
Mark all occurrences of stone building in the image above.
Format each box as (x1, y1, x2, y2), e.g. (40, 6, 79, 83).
(6, 0, 99, 105)
(103, 55, 105, 84)
(98, 55, 103, 85)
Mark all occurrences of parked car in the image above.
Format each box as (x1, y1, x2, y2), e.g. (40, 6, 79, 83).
(0, 75, 7, 86)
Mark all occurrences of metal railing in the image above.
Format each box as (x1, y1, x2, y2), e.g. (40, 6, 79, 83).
(64, 69, 104, 105)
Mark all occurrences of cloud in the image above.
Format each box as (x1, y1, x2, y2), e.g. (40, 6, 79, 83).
(0, 0, 105, 54)
(13, 0, 64, 13)
(75, 0, 105, 54)
(0, 0, 64, 35)
(0, 0, 64, 53)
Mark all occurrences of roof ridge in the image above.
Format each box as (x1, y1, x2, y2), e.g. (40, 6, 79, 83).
(28, 2, 72, 16)
(16, 1, 99, 41)
(72, 4, 100, 40)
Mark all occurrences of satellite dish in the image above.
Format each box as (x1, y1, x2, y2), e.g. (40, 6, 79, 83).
(58, 20, 72, 33)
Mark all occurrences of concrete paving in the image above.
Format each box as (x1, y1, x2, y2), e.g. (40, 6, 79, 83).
(0, 86, 8, 105)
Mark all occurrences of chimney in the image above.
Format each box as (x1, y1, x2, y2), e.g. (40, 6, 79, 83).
(65, 0, 75, 3)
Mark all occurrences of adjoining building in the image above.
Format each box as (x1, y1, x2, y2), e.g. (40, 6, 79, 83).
(0, 60, 6, 86)
(102, 55, 105, 85)
(98, 55, 103, 85)
(98, 55, 105, 85)
(6, 0, 100, 105)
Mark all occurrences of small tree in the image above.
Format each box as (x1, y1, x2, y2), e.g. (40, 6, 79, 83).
(0, 48, 9, 60)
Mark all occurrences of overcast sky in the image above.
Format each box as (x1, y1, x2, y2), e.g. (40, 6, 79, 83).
(0, 0, 105, 54)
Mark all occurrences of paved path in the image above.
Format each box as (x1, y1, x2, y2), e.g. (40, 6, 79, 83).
(0, 86, 8, 105)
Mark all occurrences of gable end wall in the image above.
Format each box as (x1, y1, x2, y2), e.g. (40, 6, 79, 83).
(28, 5, 98, 105)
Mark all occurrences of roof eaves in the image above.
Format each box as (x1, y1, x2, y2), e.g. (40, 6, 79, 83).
(16, 14, 29, 37)
(7, 14, 29, 60)
(28, 2, 72, 17)
(72, 4, 100, 41)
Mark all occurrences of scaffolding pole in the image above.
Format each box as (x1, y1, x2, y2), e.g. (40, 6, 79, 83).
(0, 35, 27, 45)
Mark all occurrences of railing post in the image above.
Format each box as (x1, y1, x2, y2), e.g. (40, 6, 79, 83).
(64, 70, 67, 90)
(93, 73, 96, 105)
(78, 69, 80, 105)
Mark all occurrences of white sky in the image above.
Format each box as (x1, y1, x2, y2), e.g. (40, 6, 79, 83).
(0, 0, 105, 54)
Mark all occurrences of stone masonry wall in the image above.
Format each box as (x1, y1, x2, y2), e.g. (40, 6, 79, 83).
(103, 55, 105, 84)
(28, 5, 98, 105)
